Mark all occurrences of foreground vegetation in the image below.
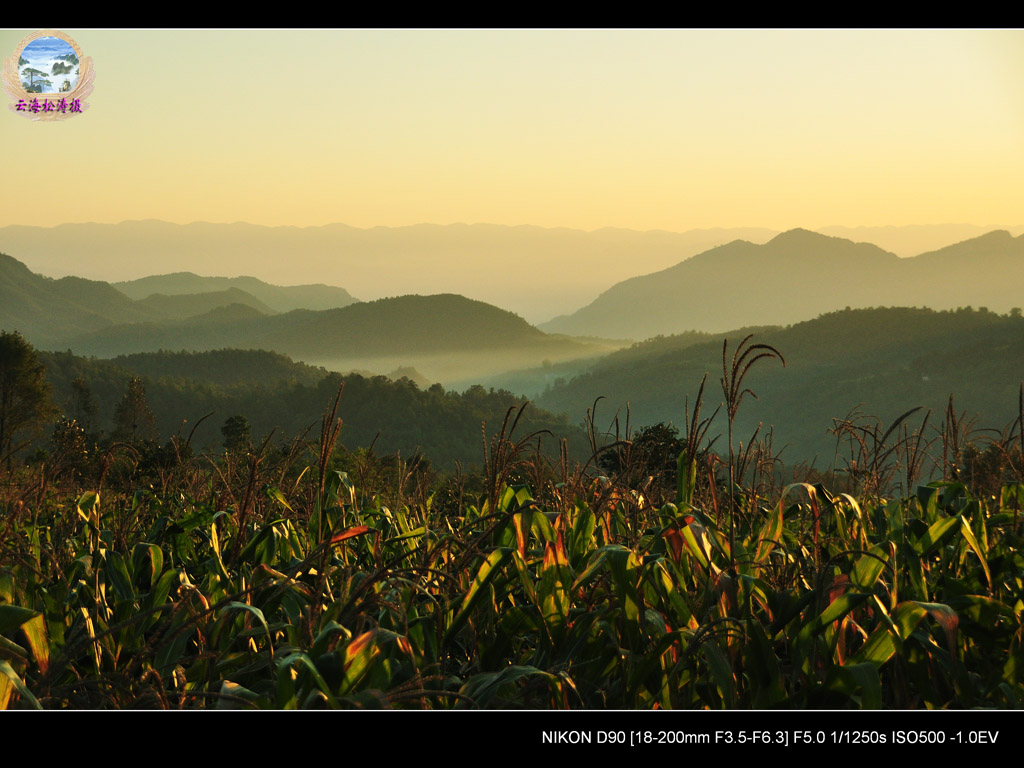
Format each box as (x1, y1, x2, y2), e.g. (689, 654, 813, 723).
(1, 417, 1023, 709)
(1, 332, 1023, 709)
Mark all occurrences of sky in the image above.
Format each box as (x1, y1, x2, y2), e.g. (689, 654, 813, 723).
(2, 28, 1023, 232)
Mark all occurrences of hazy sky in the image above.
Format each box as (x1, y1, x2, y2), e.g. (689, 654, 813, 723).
(3, 28, 1023, 232)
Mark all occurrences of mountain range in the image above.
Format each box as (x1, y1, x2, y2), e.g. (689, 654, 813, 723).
(0, 251, 615, 387)
(3, 220, 1022, 326)
(0, 251, 356, 348)
(0, 221, 779, 324)
(115, 273, 359, 313)
(5, 221, 1024, 468)
(539, 229, 1024, 339)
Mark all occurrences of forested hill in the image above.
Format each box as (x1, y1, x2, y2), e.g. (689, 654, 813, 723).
(1, 250, 615, 393)
(259, 294, 549, 356)
(0, 251, 358, 348)
(537, 306, 1024, 466)
(109, 349, 329, 389)
(67, 293, 569, 359)
(0, 251, 151, 345)
(40, 348, 589, 470)
(114, 272, 359, 313)
(132, 288, 276, 319)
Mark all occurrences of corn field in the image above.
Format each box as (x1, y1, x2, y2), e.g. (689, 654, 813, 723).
(2, 344, 1024, 709)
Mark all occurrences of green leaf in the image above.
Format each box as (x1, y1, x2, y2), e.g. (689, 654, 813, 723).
(0, 660, 41, 709)
(0, 635, 28, 664)
(219, 602, 272, 652)
(19, 614, 48, 675)
(237, 520, 287, 564)
(676, 455, 697, 509)
(76, 490, 99, 523)
(310, 621, 351, 659)
(958, 519, 992, 592)
(913, 515, 961, 557)
(169, 507, 216, 534)
(217, 679, 261, 710)
(604, 545, 641, 648)
(386, 526, 426, 544)
(753, 502, 784, 565)
(154, 628, 191, 674)
(824, 663, 881, 709)
(804, 592, 871, 637)
(946, 595, 1010, 632)
(680, 524, 711, 569)
(338, 628, 405, 696)
(266, 486, 294, 513)
(571, 547, 610, 592)
(0, 605, 38, 636)
(445, 548, 513, 643)
(569, 505, 597, 566)
(131, 543, 164, 588)
(275, 652, 339, 708)
(105, 551, 136, 603)
(459, 665, 553, 708)
(143, 568, 180, 620)
(850, 542, 894, 591)
(700, 640, 735, 708)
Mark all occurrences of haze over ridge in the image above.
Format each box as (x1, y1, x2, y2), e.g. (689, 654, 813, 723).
(4, 219, 1023, 325)
(540, 228, 1024, 339)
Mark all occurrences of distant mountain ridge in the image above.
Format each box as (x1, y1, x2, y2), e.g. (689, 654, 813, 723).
(818, 223, 1024, 257)
(0, 220, 780, 323)
(539, 229, 1024, 339)
(115, 272, 359, 313)
(67, 293, 588, 363)
(133, 287, 276, 319)
(0, 251, 152, 346)
(0, 249, 615, 386)
(4, 219, 1022, 324)
(0, 250, 357, 348)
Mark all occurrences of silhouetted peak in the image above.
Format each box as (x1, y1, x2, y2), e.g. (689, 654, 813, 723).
(971, 229, 1014, 244)
(917, 229, 1024, 260)
(767, 228, 836, 247)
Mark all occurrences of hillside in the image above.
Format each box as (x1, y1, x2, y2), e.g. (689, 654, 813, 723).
(0, 220, 780, 323)
(0, 251, 357, 350)
(537, 306, 1024, 466)
(70, 293, 553, 355)
(63, 293, 616, 386)
(540, 229, 1024, 339)
(40, 348, 589, 469)
(0, 251, 154, 346)
(115, 272, 359, 313)
(133, 287, 276, 320)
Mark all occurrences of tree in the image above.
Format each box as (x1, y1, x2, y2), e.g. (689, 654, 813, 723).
(221, 415, 251, 452)
(70, 376, 98, 437)
(0, 331, 53, 465)
(20, 67, 51, 92)
(598, 421, 685, 499)
(112, 377, 158, 445)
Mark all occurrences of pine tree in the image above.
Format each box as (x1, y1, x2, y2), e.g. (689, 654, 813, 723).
(70, 376, 98, 437)
(112, 377, 158, 445)
(221, 415, 251, 452)
(0, 331, 53, 464)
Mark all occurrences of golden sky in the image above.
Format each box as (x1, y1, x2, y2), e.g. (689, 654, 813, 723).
(3, 28, 1023, 232)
